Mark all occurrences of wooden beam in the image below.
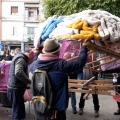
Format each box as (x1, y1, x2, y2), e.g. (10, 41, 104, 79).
(68, 83, 114, 90)
(87, 42, 120, 58)
(69, 89, 112, 95)
(68, 79, 113, 84)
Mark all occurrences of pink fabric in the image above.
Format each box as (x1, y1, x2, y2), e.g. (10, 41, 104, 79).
(100, 42, 120, 71)
(59, 40, 71, 58)
(0, 63, 11, 91)
(101, 59, 120, 71)
(59, 39, 81, 59)
(24, 90, 32, 101)
(86, 55, 92, 63)
(39, 54, 60, 60)
(0, 62, 32, 102)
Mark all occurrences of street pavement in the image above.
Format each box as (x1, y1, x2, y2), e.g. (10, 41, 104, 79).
(0, 91, 120, 120)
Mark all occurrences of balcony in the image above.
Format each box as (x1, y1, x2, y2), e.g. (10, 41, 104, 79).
(24, 15, 40, 22)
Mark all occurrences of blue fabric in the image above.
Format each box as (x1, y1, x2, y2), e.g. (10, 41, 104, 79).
(68, 72, 77, 110)
(7, 88, 25, 120)
(43, 19, 56, 33)
(41, 19, 63, 41)
(48, 71, 68, 110)
(70, 92, 76, 110)
(77, 71, 83, 80)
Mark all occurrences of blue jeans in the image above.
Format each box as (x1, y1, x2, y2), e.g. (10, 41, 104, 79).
(77, 72, 83, 80)
(69, 92, 76, 110)
(7, 88, 25, 120)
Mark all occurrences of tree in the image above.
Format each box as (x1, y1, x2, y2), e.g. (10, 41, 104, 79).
(41, 0, 120, 19)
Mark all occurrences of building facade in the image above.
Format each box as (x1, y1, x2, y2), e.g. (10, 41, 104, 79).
(1, 0, 40, 52)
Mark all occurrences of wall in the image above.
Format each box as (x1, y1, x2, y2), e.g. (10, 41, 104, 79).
(2, 2, 24, 21)
(2, 21, 24, 41)
(2, 2, 24, 42)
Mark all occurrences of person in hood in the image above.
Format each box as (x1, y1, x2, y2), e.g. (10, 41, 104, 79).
(32, 38, 89, 120)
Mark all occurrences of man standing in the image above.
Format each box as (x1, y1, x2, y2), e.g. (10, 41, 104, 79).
(32, 38, 89, 120)
(7, 49, 34, 120)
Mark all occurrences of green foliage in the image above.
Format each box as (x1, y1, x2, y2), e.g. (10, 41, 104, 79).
(41, 0, 120, 19)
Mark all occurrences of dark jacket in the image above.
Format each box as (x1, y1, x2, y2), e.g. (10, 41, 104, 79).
(32, 46, 88, 110)
(7, 53, 31, 89)
(33, 46, 88, 74)
(1, 55, 12, 61)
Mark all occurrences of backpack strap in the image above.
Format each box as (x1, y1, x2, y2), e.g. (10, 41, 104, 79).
(32, 96, 51, 109)
(34, 69, 50, 82)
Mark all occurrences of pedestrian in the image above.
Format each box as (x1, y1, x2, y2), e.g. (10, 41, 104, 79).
(2, 49, 12, 61)
(79, 64, 100, 118)
(7, 49, 35, 120)
(113, 73, 120, 115)
(32, 38, 89, 120)
(102, 68, 120, 115)
(10, 49, 15, 59)
(63, 52, 77, 114)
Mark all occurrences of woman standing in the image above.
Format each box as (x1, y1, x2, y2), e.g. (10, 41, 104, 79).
(2, 49, 12, 61)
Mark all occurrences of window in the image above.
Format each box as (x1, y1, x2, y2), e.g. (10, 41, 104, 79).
(9, 27, 18, 35)
(29, 11, 34, 17)
(11, 6, 18, 15)
(27, 27, 34, 34)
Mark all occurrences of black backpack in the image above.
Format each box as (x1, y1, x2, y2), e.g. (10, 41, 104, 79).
(31, 69, 54, 114)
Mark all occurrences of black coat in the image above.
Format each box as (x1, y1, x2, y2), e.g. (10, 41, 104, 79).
(1, 55, 12, 61)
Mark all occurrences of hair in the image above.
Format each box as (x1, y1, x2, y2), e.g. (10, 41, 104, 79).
(15, 47, 21, 54)
(3, 49, 10, 55)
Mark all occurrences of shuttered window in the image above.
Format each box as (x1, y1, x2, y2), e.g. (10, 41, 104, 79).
(27, 27, 34, 34)
(11, 6, 18, 15)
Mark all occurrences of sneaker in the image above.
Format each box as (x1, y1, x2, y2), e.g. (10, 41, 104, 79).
(79, 108, 83, 115)
(73, 109, 77, 114)
(94, 110, 99, 118)
(114, 110, 120, 115)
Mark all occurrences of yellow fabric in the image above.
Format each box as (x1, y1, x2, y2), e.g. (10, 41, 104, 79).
(60, 20, 101, 41)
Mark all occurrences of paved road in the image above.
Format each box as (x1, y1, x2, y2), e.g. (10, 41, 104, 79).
(0, 91, 120, 120)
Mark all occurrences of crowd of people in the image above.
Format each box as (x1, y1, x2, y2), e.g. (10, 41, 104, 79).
(0, 38, 119, 120)
(0, 47, 21, 62)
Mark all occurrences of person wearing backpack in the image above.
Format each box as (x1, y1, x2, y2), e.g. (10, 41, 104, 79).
(32, 38, 89, 120)
(7, 49, 35, 120)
